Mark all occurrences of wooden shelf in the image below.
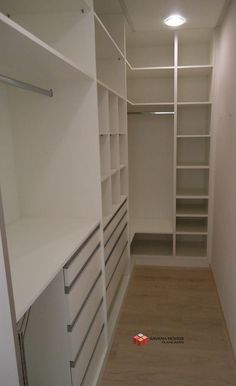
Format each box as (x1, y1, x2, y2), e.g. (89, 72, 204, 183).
(0, 13, 94, 85)
(7, 218, 99, 321)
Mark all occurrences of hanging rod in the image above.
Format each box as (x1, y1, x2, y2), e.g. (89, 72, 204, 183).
(128, 111, 175, 115)
(0, 74, 53, 97)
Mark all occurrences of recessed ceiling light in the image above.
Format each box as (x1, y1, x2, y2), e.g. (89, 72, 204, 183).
(164, 14, 186, 27)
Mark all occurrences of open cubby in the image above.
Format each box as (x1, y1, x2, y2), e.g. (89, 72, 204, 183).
(127, 70, 174, 104)
(95, 18, 126, 97)
(98, 86, 109, 133)
(178, 29, 213, 66)
(0, 1, 95, 77)
(119, 135, 127, 166)
(176, 217, 208, 234)
(110, 135, 119, 170)
(102, 178, 112, 218)
(99, 135, 110, 178)
(178, 69, 212, 103)
(111, 171, 120, 205)
(177, 169, 209, 197)
(177, 137, 210, 167)
(120, 167, 128, 196)
(176, 235, 207, 257)
(118, 98, 127, 133)
(109, 93, 119, 133)
(126, 30, 174, 67)
(177, 104, 211, 135)
(131, 233, 173, 256)
(176, 199, 208, 217)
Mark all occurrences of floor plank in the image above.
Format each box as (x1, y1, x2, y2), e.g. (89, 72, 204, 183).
(100, 266, 236, 386)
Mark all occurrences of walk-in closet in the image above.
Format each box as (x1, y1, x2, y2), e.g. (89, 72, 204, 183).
(0, 1, 236, 386)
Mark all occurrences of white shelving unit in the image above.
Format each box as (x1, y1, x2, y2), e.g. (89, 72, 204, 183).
(128, 28, 213, 264)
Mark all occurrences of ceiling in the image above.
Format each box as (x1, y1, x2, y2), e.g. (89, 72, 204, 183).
(95, 0, 229, 31)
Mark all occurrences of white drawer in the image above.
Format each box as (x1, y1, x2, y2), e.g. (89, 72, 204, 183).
(71, 305, 104, 386)
(68, 275, 103, 361)
(104, 200, 127, 244)
(105, 227, 128, 287)
(82, 327, 106, 386)
(106, 244, 128, 312)
(104, 213, 127, 261)
(66, 247, 101, 325)
(64, 227, 100, 287)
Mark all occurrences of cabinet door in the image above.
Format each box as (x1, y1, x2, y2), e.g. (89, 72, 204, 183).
(23, 271, 71, 386)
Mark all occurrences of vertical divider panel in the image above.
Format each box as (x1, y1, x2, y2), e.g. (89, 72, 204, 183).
(173, 33, 178, 257)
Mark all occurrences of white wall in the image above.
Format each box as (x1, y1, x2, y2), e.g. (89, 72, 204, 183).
(212, 0, 236, 357)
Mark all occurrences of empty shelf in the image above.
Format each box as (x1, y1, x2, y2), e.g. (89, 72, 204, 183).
(176, 236, 207, 257)
(131, 234, 173, 257)
(131, 218, 173, 235)
(176, 188, 209, 198)
(176, 200, 208, 217)
(176, 218, 208, 234)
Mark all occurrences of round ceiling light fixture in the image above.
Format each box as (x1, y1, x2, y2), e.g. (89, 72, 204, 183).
(164, 14, 186, 27)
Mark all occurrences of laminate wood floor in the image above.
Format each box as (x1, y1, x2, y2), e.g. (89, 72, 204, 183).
(100, 266, 236, 386)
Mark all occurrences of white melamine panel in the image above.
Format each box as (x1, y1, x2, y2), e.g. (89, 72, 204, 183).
(176, 235, 207, 257)
(178, 73, 211, 102)
(3, 6, 96, 77)
(109, 93, 119, 133)
(104, 213, 127, 261)
(129, 114, 173, 225)
(177, 169, 209, 197)
(105, 228, 127, 286)
(66, 247, 101, 325)
(102, 178, 112, 218)
(111, 172, 120, 205)
(98, 85, 109, 133)
(106, 244, 128, 312)
(120, 167, 128, 196)
(118, 98, 127, 133)
(23, 271, 71, 386)
(119, 135, 127, 165)
(177, 137, 210, 166)
(63, 228, 100, 287)
(103, 200, 127, 243)
(82, 327, 106, 386)
(71, 306, 104, 386)
(110, 135, 119, 170)
(177, 105, 211, 135)
(176, 199, 208, 217)
(100, 135, 111, 178)
(7, 219, 99, 322)
(127, 74, 174, 104)
(178, 29, 213, 66)
(96, 14, 125, 54)
(67, 276, 103, 361)
(131, 234, 173, 257)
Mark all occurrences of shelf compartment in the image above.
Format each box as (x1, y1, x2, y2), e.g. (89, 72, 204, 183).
(127, 66, 174, 79)
(109, 93, 119, 133)
(119, 134, 127, 165)
(176, 199, 208, 217)
(111, 171, 120, 205)
(177, 104, 211, 135)
(118, 98, 127, 133)
(99, 135, 110, 178)
(126, 30, 174, 68)
(176, 217, 208, 234)
(95, 18, 126, 97)
(178, 29, 213, 66)
(120, 167, 128, 196)
(178, 71, 212, 103)
(127, 72, 174, 104)
(102, 178, 112, 218)
(176, 235, 207, 257)
(110, 135, 119, 170)
(131, 233, 173, 257)
(177, 169, 209, 198)
(97, 85, 109, 133)
(0, 2, 95, 77)
(177, 137, 210, 167)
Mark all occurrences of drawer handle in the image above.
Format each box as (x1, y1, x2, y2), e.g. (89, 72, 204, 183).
(105, 224, 128, 265)
(105, 210, 127, 247)
(104, 199, 127, 231)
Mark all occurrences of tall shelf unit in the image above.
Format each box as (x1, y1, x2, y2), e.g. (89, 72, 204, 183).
(128, 28, 214, 265)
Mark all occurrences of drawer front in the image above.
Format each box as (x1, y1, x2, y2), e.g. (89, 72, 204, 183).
(104, 212, 127, 261)
(106, 244, 128, 312)
(71, 305, 104, 386)
(104, 200, 127, 244)
(81, 327, 106, 386)
(66, 247, 101, 325)
(68, 275, 103, 361)
(105, 226, 128, 287)
(64, 227, 100, 287)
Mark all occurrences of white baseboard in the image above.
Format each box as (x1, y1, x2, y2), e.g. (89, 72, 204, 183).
(134, 254, 210, 268)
